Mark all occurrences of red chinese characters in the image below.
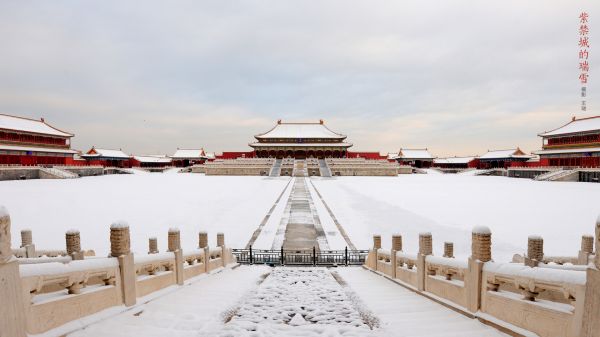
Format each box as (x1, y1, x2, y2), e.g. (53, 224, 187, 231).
(578, 12, 590, 111)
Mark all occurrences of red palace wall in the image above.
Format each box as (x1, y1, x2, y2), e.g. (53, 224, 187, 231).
(0, 155, 69, 166)
(217, 151, 256, 159)
(347, 151, 386, 160)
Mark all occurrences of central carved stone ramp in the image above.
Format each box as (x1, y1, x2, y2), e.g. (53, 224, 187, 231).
(274, 177, 329, 251)
(218, 267, 378, 336)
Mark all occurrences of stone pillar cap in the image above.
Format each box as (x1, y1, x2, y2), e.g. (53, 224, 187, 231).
(472, 226, 491, 234)
(0, 205, 8, 218)
(169, 228, 180, 233)
(528, 235, 543, 240)
(66, 229, 80, 234)
(110, 221, 129, 229)
(419, 232, 432, 236)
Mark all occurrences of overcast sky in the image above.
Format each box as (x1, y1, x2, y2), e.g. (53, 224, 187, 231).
(0, 1, 598, 156)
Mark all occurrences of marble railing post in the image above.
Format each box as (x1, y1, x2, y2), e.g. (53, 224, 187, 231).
(168, 228, 184, 285)
(392, 234, 402, 252)
(578, 235, 594, 265)
(217, 232, 225, 247)
(468, 226, 491, 313)
(526, 236, 543, 267)
(198, 231, 208, 249)
(0, 206, 27, 337)
(110, 222, 136, 306)
(66, 230, 83, 260)
(390, 235, 402, 279)
(373, 235, 381, 249)
(417, 232, 432, 291)
(148, 237, 158, 254)
(444, 242, 454, 258)
(581, 216, 600, 337)
(21, 229, 35, 258)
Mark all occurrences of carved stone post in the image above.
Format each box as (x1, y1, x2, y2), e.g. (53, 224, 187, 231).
(204, 246, 210, 273)
(0, 206, 27, 337)
(581, 216, 600, 337)
(578, 235, 594, 265)
(20, 229, 32, 247)
(217, 232, 225, 247)
(596, 217, 600, 269)
(526, 235, 543, 267)
(198, 231, 208, 249)
(417, 232, 432, 291)
(373, 235, 381, 249)
(390, 235, 402, 279)
(148, 237, 158, 254)
(21, 229, 35, 258)
(468, 226, 491, 313)
(168, 228, 181, 252)
(66, 230, 83, 260)
(392, 234, 402, 252)
(419, 232, 432, 256)
(444, 242, 454, 258)
(110, 222, 136, 306)
(168, 228, 184, 285)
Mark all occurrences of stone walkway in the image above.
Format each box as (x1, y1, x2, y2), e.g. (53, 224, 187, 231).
(67, 267, 508, 337)
(272, 177, 329, 251)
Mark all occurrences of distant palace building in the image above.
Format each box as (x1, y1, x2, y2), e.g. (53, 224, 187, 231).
(534, 116, 600, 167)
(0, 113, 76, 165)
(249, 120, 352, 159)
(478, 148, 532, 169)
(392, 149, 434, 168)
(81, 147, 131, 167)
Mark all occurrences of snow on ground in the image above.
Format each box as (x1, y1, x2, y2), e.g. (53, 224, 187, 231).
(0, 174, 288, 255)
(307, 180, 348, 249)
(311, 175, 600, 262)
(65, 266, 508, 337)
(68, 266, 271, 337)
(251, 178, 294, 249)
(335, 268, 507, 337)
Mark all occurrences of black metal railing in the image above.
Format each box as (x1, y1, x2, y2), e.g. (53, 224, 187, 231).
(232, 246, 369, 266)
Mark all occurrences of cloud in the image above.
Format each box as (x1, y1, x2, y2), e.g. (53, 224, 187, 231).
(0, 0, 598, 156)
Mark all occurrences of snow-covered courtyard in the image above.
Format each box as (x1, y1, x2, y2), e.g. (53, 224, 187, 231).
(312, 175, 600, 261)
(1, 173, 599, 261)
(0, 173, 289, 255)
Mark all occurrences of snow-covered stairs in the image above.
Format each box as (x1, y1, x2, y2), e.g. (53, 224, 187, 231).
(318, 158, 331, 177)
(269, 158, 282, 177)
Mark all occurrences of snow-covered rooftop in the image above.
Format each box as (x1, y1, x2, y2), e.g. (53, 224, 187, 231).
(249, 142, 352, 147)
(171, 149, 207, 159)
(434, 156, 475, 164)
(479, 149, 532, 160)
(82, 148, 130, 159)
(539, 116, 600, 137)
(397, 149, 433, 160)
(533, 147, 600, 155)
(0, 113, 73, 137)
(0, 144, 78, 154)
(255, 120, 346, 139)
(133, 155, 172, 163)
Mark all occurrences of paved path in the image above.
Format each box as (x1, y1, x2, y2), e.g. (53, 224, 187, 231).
(335, 268, 507, 337)
(68, 267, 508, 337)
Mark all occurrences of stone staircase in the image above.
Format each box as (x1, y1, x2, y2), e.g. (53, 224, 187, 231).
(39, 167, 79, 179)
(318, 158, 332, 177)
(292, 159, 308, 177)
(269, 158, 282, 177)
